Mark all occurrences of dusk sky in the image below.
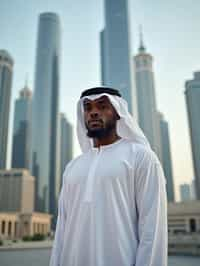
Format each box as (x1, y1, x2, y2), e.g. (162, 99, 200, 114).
(1, 0, 200, 200)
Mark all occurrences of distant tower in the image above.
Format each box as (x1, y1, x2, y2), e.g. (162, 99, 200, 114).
(0, 50, 14, 169)
(31, 13, 61, 226)
(100, 0, 135, 114)
(60, 113, 73, 188)
(12, 79, 32, 169)
(134, 28, 162, 160)
(180, 183, 191, 202)
(185, 71, 200, 199)
(158, 112, 175, 202)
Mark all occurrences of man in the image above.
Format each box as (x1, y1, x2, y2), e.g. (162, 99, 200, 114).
(49, 87, 168, 266)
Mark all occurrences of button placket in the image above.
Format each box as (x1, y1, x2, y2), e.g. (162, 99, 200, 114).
(83, 149, 101, 203)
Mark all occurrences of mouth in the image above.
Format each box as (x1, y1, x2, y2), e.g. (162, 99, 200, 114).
(88, 120, 103, 127)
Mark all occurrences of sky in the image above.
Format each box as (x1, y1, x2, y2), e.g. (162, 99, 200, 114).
(1, 0, 200, 200)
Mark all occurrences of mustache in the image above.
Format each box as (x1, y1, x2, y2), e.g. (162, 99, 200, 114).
(88, 119, 103, 124)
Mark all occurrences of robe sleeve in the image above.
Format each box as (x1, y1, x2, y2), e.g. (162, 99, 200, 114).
(134, 148, 168, 266)
(49, 168, 67, 266)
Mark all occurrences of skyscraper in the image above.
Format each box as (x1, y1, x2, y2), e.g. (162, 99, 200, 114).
(100, 0, 135, 114)
(31, 13, 61, 223)
(159, 112, 175, 202)
(180, 183, 191, 202)
(185, 71, 200, 199)
(0, 50, 14, 169)
(12, 81, 32, 169)
(134, 32, 162, 160)
(60, 113, 73, 188)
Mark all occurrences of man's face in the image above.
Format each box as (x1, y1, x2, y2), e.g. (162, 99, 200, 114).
(83, 96, 119, 139)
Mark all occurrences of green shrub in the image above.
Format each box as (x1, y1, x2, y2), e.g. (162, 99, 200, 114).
(22, 235, 32, 241)
(31, 233, 45, 241)
(0, 239, 3, 246)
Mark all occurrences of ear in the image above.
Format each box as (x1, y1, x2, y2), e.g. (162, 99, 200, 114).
(113, 109, 120, 120)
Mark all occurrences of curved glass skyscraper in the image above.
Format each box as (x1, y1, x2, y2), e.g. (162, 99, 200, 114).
(100, 0, 135, 114)
(0, 50, 14, 169)
(31, 13, 61, 222)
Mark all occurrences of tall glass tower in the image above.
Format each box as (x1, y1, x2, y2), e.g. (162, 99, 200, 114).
(0, 50, 14, 169)
(185, 71, 200, 200)
(12, 82, 32, 169)
(158, 112, 175, 202)
(100, 0, 135, 114)
(31, 13, 61, 223)
(60, 113, 73, 188)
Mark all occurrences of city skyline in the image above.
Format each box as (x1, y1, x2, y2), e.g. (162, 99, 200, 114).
(1, 0, 200, 200)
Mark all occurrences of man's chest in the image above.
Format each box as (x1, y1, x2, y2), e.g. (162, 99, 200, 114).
(65, 152, 134, 186)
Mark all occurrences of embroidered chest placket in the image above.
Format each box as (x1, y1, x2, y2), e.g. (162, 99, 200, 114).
(82, 148, 102, 203)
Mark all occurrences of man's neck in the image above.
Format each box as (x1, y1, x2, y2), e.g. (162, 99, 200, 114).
(93, 134, 121, 148)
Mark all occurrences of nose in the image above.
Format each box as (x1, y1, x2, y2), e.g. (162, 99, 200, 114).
(90, 111, 99, 119)
(89, 107, 100, 119)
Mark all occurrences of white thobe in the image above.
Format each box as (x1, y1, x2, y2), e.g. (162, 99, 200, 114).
(49, 138, 168, 266)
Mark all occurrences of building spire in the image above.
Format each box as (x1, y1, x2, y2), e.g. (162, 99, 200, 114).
(139, 25, 146, 53)
(20, 73, 32, 99)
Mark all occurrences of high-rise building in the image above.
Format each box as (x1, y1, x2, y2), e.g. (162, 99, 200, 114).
(0, 169, 34, 212)
(190, 179, 196, 200)
(60, 113, 73, 188)
(180, 183, 191, 202)
(185, 71, 200, 199)
(0, 50, 14, 169)
(12, 82, 32, 169)
(134, 32, 162, 160)
(100, 0, 135, 114)
(31, 13, 61, 223)
(159, 112, 175, 202)
(0, 169, 51, 240)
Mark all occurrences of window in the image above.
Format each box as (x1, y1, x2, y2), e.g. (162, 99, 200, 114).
(1, 221, 5, 234)
(190, 218, 196, 232)
(8, 221, 12, 236)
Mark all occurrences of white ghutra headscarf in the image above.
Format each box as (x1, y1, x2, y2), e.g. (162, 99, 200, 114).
(77, 87, 151, 153)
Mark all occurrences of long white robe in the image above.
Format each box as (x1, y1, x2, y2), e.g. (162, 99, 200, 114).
(49, 139, 168, 266)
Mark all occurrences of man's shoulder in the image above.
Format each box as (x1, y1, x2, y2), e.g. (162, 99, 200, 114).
(63, 153, 86, 174)
(127, 141, 160, 165)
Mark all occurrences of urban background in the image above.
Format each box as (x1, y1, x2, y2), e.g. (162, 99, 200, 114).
(0, 0, 200, 265)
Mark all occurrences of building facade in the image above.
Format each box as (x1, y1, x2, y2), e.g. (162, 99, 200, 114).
(12, 83, 32, 169)
(185, 72, 200, 199)
(180, 183, 191, 202)
(0, 212, 51, 240)
(31, 13, 61, 223)
(60, 113, 73, 188)
(0, 50, 14, 169)
(0, 169, 34, 212)
(0, 169, 51, 240)
(159, 112, 175, 202)
(168, 201, 200, 255)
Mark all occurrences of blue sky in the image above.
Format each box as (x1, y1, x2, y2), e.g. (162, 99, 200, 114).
(1, 0, 200, 200)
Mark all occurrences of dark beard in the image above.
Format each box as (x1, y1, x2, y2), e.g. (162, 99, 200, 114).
(86, 121, 116, 139)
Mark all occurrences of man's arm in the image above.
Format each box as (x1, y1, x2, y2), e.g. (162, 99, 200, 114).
(49, 172, 67, 266)
(134, 149, 168, 266)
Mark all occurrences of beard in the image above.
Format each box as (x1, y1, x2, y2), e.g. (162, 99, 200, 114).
(86, 120, 116, 139)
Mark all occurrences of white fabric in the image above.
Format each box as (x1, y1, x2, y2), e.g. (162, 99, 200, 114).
(49, 139, 168, 266)
(77, 93, 151, 153)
